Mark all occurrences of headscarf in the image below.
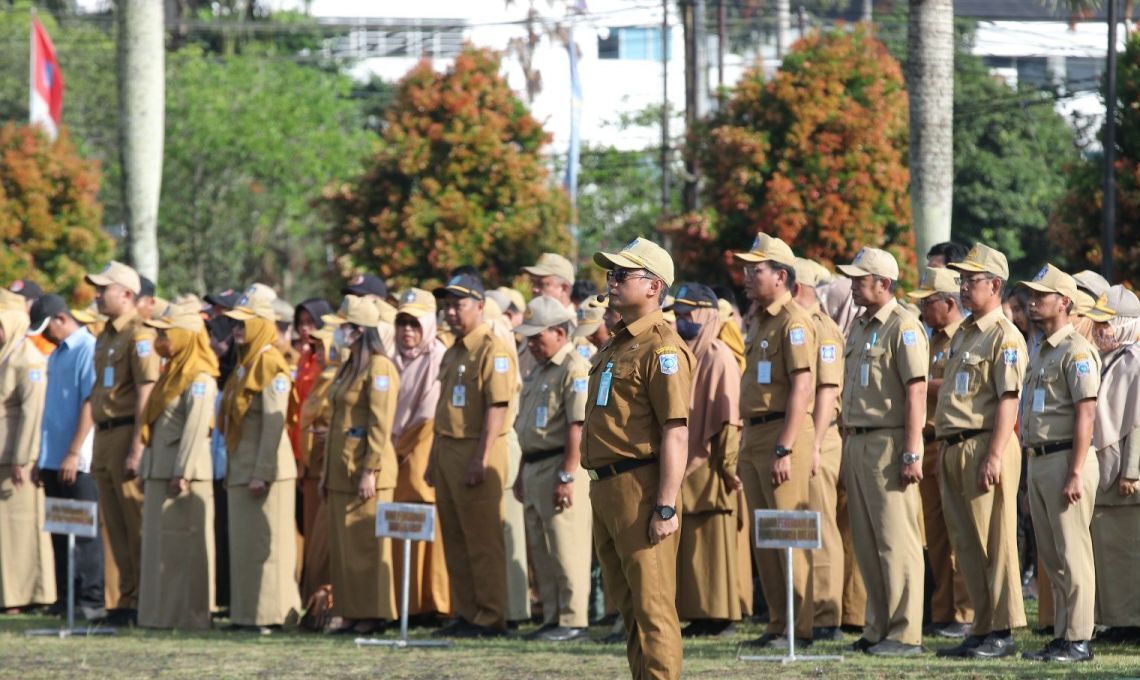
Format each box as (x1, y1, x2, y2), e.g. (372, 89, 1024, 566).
(298, 329, 340, 469)
(817, 277, 863, 340)
(141, 326, 219, 445)
(1094, 339, 1140, 491)
(219, 317, 291, 451)
(377, 299, 397, 359)
(685, 306, 741, 457)
(716, 298, 746, 373)
(293, 298, 334, 332)
(393, 311, 446, 440)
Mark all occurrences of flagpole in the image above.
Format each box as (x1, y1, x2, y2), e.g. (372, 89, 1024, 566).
(28, 10, 35, 129)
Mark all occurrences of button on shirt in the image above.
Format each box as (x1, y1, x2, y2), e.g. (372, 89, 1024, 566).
(516, 342, 590, 454)
(741, 292, 817, 418)
(39, 328, 96, 472)
(840, 298, 929, 429)
(1020, 324, 1100, 447)
(435, 323, 519, 440)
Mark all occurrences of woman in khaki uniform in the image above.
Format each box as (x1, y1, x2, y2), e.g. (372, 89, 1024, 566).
(320, 296, 400, 634)
(138, 304, 219, 630)
(0, 292, 54, 611)
(299, 327, 337, 605)
(220, 300, 300, 632)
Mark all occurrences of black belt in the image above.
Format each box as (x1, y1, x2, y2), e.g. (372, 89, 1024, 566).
(96, 416, 135, 432)
(523, 448, 564, 464)
(1024, 441, 1071, 457)
(843, 426, 894, 436)
(939, 429, 990, 447)
(748, 412, 786, 426)
(586, 458, 654, 481)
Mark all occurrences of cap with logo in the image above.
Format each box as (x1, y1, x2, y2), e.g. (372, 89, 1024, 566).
(433, 273, 485, 301)
(144, 302, 207, 332)
(1073, 270, 1111, 299)
(837, 247, 900, 281)
(28, 294, 68, 335)
(396, 288, 436, 318)
(523, 253, 576, 284)
(793, 257, 828, 287)
(484, 289, 510, 319)
(515, 295, 575, 337)
(85, 261, 142, 295)
(1085, 285, 1140, 322)
(733, 233, 797, 267)
(1072, 289, 1096, 317)
(342, 273, 388, 299)
(9, 279, 43, 302)
(223, 298, 278, 322)
(672, 283, 718, 314)
(241, 283, 278, 306)
(908, 267, 960, 300)
(593, 236, 675, 287)
(572, 297, 608, 339)
(321, 295, 381, 329)
(1018, 263, 1079, 301)
(947, 243, 1010, 281)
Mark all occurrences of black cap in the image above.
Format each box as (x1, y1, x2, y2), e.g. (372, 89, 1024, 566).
(672, 282, 718, 314)
(433, 273, 485, 301)
(139, 275, 156, 299)
(342, 274, 388, 299)
(204, 287, 242, 309)
(9, 279, 43, 301)
(28, 294, 68, 335)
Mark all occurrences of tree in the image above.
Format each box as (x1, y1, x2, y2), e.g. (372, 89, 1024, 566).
(0, 124, 113, 303)
(320, 46, 572, 290)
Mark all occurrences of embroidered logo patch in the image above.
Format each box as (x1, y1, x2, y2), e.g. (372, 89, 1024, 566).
(820, 344, 837, 363)
(1033, 266, 1049, 282)
(9, 280, 23, 293)
(373, 375, 390, 391)
(136, 340, 152, 357)
(1003, 348, 1018, 366)
(577, 345, 591, 358)
(573, 377, 589, 393)
(191, 382, 207, 398)
(403, 290, 416, 303)
(1075, 360, 1091, 376)
(494, 355, 510, 374)
(273, 376, 289, 394)
(789, 327, 806, 346)
(659, 353, 679, 375)
(28, 369, 43, 383)
(902, 329, 918, 347)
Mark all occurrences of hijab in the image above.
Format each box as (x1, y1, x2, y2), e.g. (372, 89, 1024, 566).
(141, 326, 219, 445)
(684, 306, 741, 457)
(219, 317, 291, 451)
(393, 312, 445, 440)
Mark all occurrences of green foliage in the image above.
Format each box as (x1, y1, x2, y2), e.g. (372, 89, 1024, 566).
(320, 46, 571, 290)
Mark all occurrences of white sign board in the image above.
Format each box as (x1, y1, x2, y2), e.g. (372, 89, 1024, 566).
(43, 498, 98, 538)
(375, 503, 436, 542)
(754, 510, 821, 550)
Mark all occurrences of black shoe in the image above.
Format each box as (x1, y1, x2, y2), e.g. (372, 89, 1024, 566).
(969, 633, 1017, 659)
(432, 618, 470, 638)
(840, 623, 864, 635)
(765, 636, 812, 650)
(681, 620, 710, 638)
(867, 639, 924, 657)
(850, 637, 874, 653)
(45, 602, 66, 617)
(935, 634, 985, 658)
(1032, 625, 1053, 636)
(451, 622, 507, 639)
(812, 626, 844, 641)
(1022, 638, 1065, 661)
(537, 626, 588, 642)
(594, 612, 619, 627)
(935, 622, 970, 638)
(1043, 639, 1093, 663)
(523, 623, 556, 640)
(712, 622, 738, 638)
(1097, 626, 1140, 644)
(597, 631, 626, 644)
(745, 632, 782, 648)
(93, 608, 136, 627)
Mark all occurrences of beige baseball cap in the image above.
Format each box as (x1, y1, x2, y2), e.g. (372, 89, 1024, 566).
(572, 297, 607, 339)
(515, 295, 575, 337)
(145, 302, 206, 332)
(1073, 270, 1111, 298)
(908, 267, 959, 300)
(271, 298, 294, 324)
(321, 295, 380, 328)
(498, 287, 527, 315)
(793, 257, 828, 287)
(1019, 264, 1079, 301)
(837, 247, 900, 281)
(734, 233, 797, 267)
(223, 299, 277, 322)
(593, 237, 675, 287)
(242, 283, 278, 306)
(396, 288, 436, 318)
(948, 243, 1010, 280)
(1072, 289, 1096, 317)
(523, 253, 576, 284)
(85, 261, 142, 295)
(1085, 285, 1140, 322)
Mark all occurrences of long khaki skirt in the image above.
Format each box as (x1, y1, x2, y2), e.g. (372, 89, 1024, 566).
(138, 479, 214, 630)
(228, 482, 301, 626)
(0, 466, 55, 608)
(327, 488, 396, 620)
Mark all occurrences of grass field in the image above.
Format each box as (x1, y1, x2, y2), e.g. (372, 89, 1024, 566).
(2, 600, 1139, 679)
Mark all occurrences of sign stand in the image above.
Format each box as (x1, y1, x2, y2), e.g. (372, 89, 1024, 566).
(738, 509, 841, 665)
(356, 502, 452, 650)
(26, 498, 115, 638)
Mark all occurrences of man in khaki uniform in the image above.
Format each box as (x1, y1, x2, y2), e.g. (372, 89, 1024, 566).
(584, 237, 693, 680)
(573, 296, 611, 360)
(85, 262, 161, 625)
(520, 253, 578, 377)
(837, 247, 928, 656)
(933, 245, 1028, 658)
(428, 273, 518, 637)
(792, 258, 846, 641)
(512, 296, 593, 642)
(1018, 264, 1099, 663)
(734, 234, 818, 649)
(907, 267, 974, 640)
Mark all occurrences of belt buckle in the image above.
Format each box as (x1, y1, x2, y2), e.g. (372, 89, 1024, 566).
(587, 469, 600, 481)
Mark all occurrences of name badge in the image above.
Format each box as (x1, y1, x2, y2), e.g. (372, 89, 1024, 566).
(859, 363, 869, 387)
(451, 385, 466, 408)
(535, 406, 548, 428)
(756, 361, 772, 384)
(954, 371, 969, 396)
(596, 362, 613, 407)
(1032, 387, 1046, 413)
(103, 366, 114, 388)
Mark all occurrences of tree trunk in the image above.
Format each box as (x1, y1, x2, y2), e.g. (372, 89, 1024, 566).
(118, 0, 165, 282)
(862, 0, 873, 24)
(907, 0, 954, 261)
(776, 0, 790, 59)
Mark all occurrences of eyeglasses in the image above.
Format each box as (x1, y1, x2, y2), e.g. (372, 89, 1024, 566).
(743, 264, 769, 277)
(955, 275, 993, 288)
(606, 269, 653, 284)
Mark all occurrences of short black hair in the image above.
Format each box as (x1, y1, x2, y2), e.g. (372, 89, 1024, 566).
(571, 279, 598, 304)
(927, 242, 969, 265)
(771, 262, 797, 289)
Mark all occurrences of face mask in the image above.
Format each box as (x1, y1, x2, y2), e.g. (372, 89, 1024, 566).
(333, 326, 353, 349)
(676, 318, 702, 340)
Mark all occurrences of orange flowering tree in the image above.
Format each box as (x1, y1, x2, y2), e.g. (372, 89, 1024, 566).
(0, 124, 111, 303)
(676, 26, 914, 284)
(321, 46, 571, 290)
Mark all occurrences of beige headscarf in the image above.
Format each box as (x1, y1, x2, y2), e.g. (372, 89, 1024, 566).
(1094, 341, 1140, 491)
(393, 311, 445, 440)
(817, 277, 863, 340)
(684, 307, 742, 458)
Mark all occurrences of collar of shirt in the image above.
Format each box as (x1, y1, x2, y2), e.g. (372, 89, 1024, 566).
(108, 309, 139, 334)
(1044, 322, 1075, 349)
(543, 341, 574, 368)
(965, 306, 1005, 333)
(613, 308, 665, 341)
(762, 290, 794, 317)
(60, 327, 94, 352)
(860, 297, 898, 327)
(935, 318, 963, 344)
(458, 322, 492, 351)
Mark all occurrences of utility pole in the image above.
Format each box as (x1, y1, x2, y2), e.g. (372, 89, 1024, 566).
(776, 0, 790, 59)
(661, 0, 670, 216)
(717, 0, 726, 100)
(682, 0, 705, 211)
(1104, 0, 1118, 280)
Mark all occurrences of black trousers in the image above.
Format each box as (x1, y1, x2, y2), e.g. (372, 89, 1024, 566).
(40, 469, 104, 609)
(213, 478, 230, 609)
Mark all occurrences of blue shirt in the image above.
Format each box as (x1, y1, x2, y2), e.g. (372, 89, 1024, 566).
(39, 328, 97, 472)
(211, 391, 227, 479)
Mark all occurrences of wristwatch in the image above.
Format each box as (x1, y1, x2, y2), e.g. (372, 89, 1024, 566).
(901, 451, 921, 465)
(557, 470, 575, 484)
(654, 505, 677, 520)
(774, 444, 792, 458)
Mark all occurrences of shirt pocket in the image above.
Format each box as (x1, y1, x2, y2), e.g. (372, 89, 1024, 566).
(960, 354, 988, 396)
(865, 346, 888, 388)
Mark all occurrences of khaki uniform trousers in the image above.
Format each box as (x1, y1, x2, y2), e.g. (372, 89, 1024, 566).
(503, 430, 530, 622)
(939, 434, 1026, 635)
(93, 425, 144, 610)
(836, 483, 866, 628)
(843, 428, 924, 645)
(809, 425, 843, 627)
(138, 479, 214, 630)
(434, 434, 508, 629)
(1028, 448, 1098, 641)
(523, 454, 592, 628)
(327, 488, 397, 620)
(591, 462, 681, 680)
(0, 466, 55, 608)
(739, 419, 815, 640)
(920, 441, 973, 625)
(1091, 505, 1140, 627)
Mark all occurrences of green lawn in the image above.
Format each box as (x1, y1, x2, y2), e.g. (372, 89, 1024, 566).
(2, 600, 1138, 679)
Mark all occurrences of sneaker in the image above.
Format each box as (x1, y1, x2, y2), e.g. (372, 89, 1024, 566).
(812, 626, 844, 641)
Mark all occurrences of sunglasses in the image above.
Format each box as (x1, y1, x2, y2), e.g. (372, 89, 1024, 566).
(606, 269, 654, 284)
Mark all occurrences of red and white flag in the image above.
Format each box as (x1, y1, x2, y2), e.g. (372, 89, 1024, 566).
(29, 17, 64, 141)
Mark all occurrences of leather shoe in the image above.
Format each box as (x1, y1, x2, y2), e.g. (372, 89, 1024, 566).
(1043, 639, 1093, 663)
(935, 634, 984, 658)
(523, 623, 556, 640)
(1022, 638, 1065, 661)
(766, 636, 812, 650)
(537, 626, 588, 642)
(969, 634, 1017, 659)
(451, 622, 507, 639)
(812, 626, 844, 641)
(745, 632, 782, 648)
(432, 618, 472, 638)
(934, 622, 969, 638)
(867, 639, 924, 657)
(850, 637, 874, 653)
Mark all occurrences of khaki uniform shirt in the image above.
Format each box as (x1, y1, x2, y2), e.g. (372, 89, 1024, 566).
(516, 343, 590, 454)
(740, 292, 818, 418)
(90, 311, 161, 424)
(582, 310, 694, 469)
(1021, 324, 1100, 447)
(925, 320, 961, 434)
(226, 371, 296, 485)
(808, 301, 844, 423)
(324, 356, 400, 493)
(141, 372, 216, 481)
(934, 308, 1027, 437)
(435, 323, 519, 440)
(0, 340, 47, 466)
(840, 298, 929, 429)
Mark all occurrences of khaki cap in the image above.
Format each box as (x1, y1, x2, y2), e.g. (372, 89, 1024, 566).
(241, 283, 278, 306)
(498, 287, 527, 314)
(223, 299, 277, 322)
(145, 302, 206, 332)
(71, 306, 99, 325)
(793, 257, 828, 287)
(572, 297, 607, 339)
(908, 267, 959, 300)
(396, 288, 436, 318)
(1073, 270, 1111, 298)
(1019, 264, 1079, 301)
(271, 299, 294, 324)
(375, 298, 397, 324)
(1072, 289, 1096, 317)
(593, 236, 675, 287)
(482, 294, 504, 321)
(173, 292, 203, 309)
(523, 253, 576, 284)
(837, 247, 900, 281)
(734, 233, 797, 267)
(516, 295, 575, 337)
(321, 295, 380, 328)
(948, 243, 1009, 280)
(85, 261, 142, 295)
(1085, 285, 1140, 322)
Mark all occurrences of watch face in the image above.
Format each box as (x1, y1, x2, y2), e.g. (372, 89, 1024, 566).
(657, 506, 676, 520)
